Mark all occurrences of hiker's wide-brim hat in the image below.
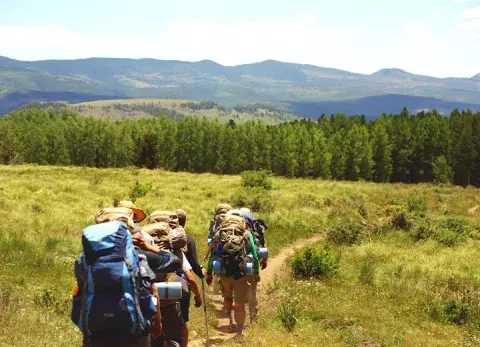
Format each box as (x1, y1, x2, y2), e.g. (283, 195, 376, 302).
(119, 200, 147, 223)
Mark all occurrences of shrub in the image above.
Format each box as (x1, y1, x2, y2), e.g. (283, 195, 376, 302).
(430, 298, 469, 325)
(435, 228, 465, 247)
(407, 195, 427, 216)
(129, 180, 152, 202)
(440, 218, 471, 235)
(410, 219, 435, 241)
(277, 298, 302, 332)
(232, 186, 274, 212)
(290, 245, 340, 279)
(241, 170, 273, 190)
(327, 220, 367, 245)
(386, 205, 412, 230)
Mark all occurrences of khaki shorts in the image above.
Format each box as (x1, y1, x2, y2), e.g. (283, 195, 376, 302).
(220, 275, 249, 305)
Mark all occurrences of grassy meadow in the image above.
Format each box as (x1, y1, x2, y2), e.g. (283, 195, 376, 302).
(63, 98, 298, 124)
(0, 165, 480, 346)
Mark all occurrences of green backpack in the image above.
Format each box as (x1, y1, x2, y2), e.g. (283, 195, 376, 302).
(216, 216, 248, 279)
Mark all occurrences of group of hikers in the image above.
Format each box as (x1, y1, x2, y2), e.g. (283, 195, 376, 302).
(71, 200, 268, 347)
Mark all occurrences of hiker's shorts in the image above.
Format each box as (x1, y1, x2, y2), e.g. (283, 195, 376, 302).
(220, 275, 249, 305)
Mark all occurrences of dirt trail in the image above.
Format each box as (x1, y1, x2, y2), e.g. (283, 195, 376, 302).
(190, 234, 323, 346)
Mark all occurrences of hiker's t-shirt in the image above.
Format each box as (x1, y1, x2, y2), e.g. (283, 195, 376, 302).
(182, 253, 192, 273)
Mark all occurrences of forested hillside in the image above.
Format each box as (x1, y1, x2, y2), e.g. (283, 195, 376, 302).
(1, 107, 479, 186)
(2, 56, 480, 117)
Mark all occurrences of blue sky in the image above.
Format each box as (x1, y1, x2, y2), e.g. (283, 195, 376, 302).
(0, 0, 479, 77)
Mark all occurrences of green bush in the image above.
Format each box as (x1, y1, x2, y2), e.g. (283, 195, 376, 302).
(435, 228, 465, 247)
(327, 220, 367, 245)
(289, 245, 340, 279)
(277, 298, 302, 332)
(232, 186, 274, 212)
(410, 219, 435, 241)
(431, 298, 469, 325)
(129, 180, 152, 202)
(440, 218, 471, 234)
(241, 170, 273, 190)
(407, 195, 427, 216)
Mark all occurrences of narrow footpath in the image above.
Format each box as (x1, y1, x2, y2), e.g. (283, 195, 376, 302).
(190, 234, 323, 346)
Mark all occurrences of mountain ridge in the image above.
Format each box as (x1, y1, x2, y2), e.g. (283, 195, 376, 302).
(1, 55, 480, 117)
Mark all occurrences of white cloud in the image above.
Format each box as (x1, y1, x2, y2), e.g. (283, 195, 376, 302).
(458, 6, 480, 18)
(457, 19, 480, 30)
(451, 0, 478, 3)
(0, 14, 477, 78)
(0, 15, 360, 67)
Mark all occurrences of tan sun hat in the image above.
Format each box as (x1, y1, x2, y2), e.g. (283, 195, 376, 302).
(118, 200, 147, 223)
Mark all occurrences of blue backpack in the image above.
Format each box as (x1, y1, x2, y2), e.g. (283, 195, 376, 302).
(71, 221, 156, 336)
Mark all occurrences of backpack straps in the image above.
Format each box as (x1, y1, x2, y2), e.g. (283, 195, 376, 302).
(124, 256, 145, 337)
(81, 265, 91, 338)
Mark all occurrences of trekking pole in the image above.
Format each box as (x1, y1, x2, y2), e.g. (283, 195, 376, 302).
(201, 278, 210, 345)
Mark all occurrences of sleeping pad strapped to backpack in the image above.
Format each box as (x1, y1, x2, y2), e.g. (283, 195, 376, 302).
(71, 221, 156, 336)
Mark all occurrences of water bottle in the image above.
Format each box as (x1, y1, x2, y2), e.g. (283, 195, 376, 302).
(258, 248, 268, 259)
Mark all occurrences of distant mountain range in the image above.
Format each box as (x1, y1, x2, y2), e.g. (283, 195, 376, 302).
(1, 56, 480, 118)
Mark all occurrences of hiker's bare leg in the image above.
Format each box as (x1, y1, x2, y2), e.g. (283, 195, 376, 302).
(182, 322, 188, 347)
(234, 303, 246, 335)
(249, 279, 258, 323)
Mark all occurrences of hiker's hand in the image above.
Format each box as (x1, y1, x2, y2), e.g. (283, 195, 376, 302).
(133, 235, 148, 250)
(261, 259, 268, 270)
(202, 267, 207, 277)
(253, 274, 261, 283)
(194, 295, 202, 308)
(151, 319, 163, 339)
(206, 274, 213, 286)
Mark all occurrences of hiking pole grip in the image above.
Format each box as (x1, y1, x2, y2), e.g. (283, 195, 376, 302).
(201, 278, 209, 345)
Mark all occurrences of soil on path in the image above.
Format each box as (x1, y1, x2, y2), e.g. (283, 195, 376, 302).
(189, 234, 323, 346)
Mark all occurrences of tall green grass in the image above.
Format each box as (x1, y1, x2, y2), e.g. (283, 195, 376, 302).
(1, 165, 479, 346)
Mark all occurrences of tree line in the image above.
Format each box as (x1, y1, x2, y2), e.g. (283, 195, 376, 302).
(0, 107, 479, 186)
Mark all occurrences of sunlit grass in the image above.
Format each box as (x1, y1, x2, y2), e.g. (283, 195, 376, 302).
(0, 165, 479, 346)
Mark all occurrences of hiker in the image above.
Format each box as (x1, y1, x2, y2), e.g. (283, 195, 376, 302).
(206, 213, 261, 337)
(204, 204, 232, 294)
(138, 217, 185, 347)
(72, 212, 162, 347)
(204, 203, 232, 261)
(175, 209, 205, 347)
(141, 211, 202, 347)
(238, 208, 269, 323)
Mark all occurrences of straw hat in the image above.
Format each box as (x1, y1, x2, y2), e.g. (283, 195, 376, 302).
(118, 200, 147, 223)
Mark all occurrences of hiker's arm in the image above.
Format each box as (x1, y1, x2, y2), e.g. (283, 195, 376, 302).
(138, 249, 182, 273)
(150, 282, 163, 339)
(133, 236, 162, 254)
(248, 231, 260, 276)
(203, 244, 212, 261)
(184, 269, 202, 307)
(186, 236, 204, 278)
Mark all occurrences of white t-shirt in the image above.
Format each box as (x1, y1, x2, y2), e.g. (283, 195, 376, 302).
(182, 252, 192, 272)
